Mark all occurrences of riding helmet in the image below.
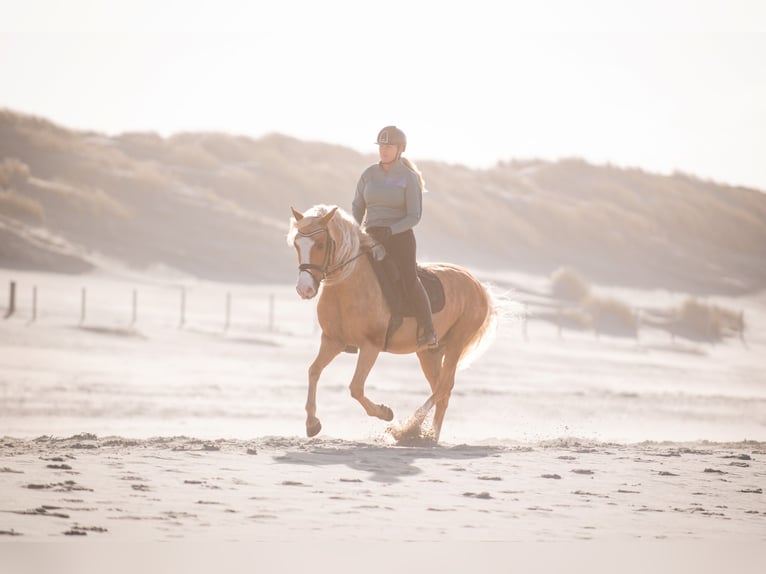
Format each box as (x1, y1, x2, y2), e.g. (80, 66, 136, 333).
(375, 126, 406, 152)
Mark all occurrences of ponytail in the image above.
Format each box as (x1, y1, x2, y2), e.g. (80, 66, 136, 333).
(401, 156, 428, 193)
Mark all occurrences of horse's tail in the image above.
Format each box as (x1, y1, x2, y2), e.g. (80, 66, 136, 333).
(457, 280, 499, 371)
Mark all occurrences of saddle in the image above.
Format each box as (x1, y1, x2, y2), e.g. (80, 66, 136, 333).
(366, 252, 445, 351)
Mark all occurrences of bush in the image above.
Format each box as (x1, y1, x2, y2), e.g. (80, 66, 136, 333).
(551, 266, 591, 302)
(584, 295, 638, 337)
(0, 157, 31, 188)
(674, 298, 744, 340)
(0, 189, 45, 222)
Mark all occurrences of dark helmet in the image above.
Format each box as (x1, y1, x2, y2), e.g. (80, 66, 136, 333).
(375, 126, 406, 152)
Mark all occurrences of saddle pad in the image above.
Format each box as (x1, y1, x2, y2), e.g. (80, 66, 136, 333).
(417, 266, 446, 314)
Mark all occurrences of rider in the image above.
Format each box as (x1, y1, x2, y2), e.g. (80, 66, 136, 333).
(352, 126, 438, 349)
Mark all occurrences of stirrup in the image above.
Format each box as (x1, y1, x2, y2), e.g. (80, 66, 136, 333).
(417, 329, 438, 350)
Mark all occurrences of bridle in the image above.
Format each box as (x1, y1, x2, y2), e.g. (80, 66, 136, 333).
(297, 227, 335, 287)
(296, 226, 369, 289)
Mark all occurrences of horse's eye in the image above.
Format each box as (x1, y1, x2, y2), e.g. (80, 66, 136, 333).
(316, 241, 325, 250)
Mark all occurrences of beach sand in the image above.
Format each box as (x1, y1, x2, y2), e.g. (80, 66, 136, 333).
(1, 269, 765, 571)
(1, 434, 763, 542)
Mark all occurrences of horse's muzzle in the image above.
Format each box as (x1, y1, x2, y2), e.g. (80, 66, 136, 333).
(296, 271, 318, 299)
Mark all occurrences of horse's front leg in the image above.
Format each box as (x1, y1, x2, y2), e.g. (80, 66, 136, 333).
(306, 334, 344, 437)
(349, 343, 394, 422)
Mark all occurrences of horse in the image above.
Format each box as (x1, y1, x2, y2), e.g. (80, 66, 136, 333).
(287, 204, 496, 443)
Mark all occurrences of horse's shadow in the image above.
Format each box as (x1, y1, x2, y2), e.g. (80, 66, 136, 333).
(273, 440, 505, 483)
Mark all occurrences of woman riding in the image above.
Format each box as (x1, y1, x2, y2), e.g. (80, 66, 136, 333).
(352, 125, 438, 349)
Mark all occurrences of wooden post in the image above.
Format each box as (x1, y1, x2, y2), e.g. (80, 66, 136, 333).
(179, 287, 186, 329)
(739, 310, 745, 344)
(4, 281, 15, 318)
(80, 287, 87, 325)
(30, 286, 37, 323)
(131, 289, 138, 326)
(268, 294, 275, 332)
(224, 292, 231, 332)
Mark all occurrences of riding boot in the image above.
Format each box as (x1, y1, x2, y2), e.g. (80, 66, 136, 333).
(413, 279, 438, 349)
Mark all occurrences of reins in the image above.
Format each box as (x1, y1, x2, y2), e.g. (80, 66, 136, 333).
(325, 248, 369, 276)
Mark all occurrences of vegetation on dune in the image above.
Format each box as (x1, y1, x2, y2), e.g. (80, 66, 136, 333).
(1, 108, 765, 294)
(551, 266, 591, 302)
(547, 266, 744, 341)
(673, 298, 745, 341)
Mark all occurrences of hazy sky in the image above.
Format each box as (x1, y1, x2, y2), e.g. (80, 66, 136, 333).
(2, 0, 765, 190)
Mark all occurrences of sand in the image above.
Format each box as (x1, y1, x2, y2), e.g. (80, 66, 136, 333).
(1, 268, 765, 571)
(1, 434, 764, 542)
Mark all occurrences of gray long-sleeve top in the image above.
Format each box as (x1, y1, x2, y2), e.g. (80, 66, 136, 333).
(352, 159, 422, 235)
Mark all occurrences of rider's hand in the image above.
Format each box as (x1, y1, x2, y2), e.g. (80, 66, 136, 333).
(371, 244, 387, 261)
(365, 226, 392, 243)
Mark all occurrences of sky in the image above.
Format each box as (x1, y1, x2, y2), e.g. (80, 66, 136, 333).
(2, 0, 765, 190)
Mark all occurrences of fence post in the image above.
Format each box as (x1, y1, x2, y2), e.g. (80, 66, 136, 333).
(739, 310, 746, 345)
(224, 292, 231, 332)
(80, 287, 87, 325)
(268, 294, 275, 332)
(30, 286, 37, 323)
(179, 287, 186, 329)
(4, 281, 15, 319)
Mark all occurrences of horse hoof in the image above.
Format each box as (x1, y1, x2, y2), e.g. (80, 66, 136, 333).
(379, 405, 394, 422)
(306, 420, 322, 437)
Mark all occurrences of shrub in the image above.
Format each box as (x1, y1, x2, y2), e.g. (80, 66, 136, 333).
(551, 266, 591, 302)
(584, 295, 638, 337)
(675, 298, 744, 340)
(0, 189, 45, 222)
(0, 158, 31, 188)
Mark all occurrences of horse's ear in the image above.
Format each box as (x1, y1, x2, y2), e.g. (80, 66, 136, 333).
(319, 206, 338, 226)
(291, 207, 304, 221)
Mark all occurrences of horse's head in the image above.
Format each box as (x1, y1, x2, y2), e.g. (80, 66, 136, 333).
(288, 205, 338, 299)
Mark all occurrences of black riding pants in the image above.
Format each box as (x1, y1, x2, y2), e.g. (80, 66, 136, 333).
(382, 229, 418, 297)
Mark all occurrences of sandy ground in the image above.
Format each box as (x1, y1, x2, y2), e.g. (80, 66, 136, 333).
(1, 434, 765, 543)
(1, 269, 765, 571)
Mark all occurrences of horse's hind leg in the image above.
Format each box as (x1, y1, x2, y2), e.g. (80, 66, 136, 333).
(306, 334, 344, 437)
(409, 347, 459, 442)
(404, 348, 444, 429)
(349, 343, 394, 422)
(417, 348, 444, 394)
(432, 353, 460, 443)
(388, 349, 444, 443)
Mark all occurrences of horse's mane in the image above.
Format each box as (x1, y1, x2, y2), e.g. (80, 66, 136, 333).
(287, 204, 376, 284)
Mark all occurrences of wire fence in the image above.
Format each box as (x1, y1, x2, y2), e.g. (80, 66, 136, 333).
(1, 277, 749, 346)
(1, 278, 318, 337)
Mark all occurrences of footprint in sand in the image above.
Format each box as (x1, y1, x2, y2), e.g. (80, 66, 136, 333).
(463, 491, 493, 499)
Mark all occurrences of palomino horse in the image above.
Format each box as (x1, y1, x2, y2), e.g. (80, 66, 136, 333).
(287, 204, 496, 442)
